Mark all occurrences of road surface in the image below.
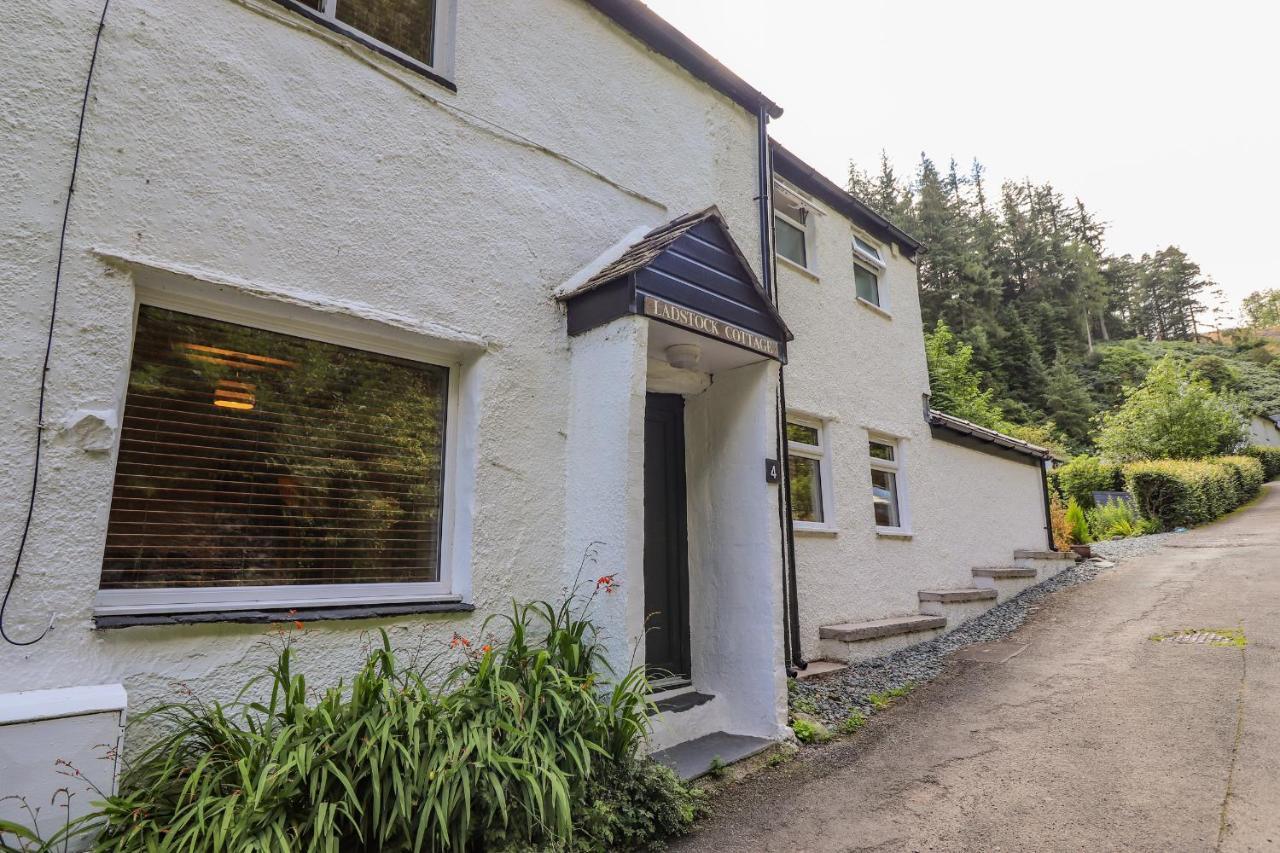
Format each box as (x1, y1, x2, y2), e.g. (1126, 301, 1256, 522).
(678, 483, 1280, 852)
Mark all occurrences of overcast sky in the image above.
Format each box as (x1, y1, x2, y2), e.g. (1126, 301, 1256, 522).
(643, 0, 1278, 321)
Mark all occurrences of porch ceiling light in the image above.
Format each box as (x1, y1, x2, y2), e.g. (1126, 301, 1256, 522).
(665, 343, 702, 371)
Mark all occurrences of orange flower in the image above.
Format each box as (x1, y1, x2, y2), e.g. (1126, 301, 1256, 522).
(450, 633, 471, 649)
(481, 644, 492, 653)
(294, 620, 305, 630)
(595, 574, 619, 594)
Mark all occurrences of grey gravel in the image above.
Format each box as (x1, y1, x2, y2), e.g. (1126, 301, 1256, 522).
(790, 533, 1181, 727)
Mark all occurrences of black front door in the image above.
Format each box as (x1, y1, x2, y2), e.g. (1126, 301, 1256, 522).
(643, 393, 692, 683)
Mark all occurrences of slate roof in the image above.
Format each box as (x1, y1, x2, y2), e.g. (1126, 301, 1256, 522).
(570, 208, 721, 297)
(928, 409, 1057, 461)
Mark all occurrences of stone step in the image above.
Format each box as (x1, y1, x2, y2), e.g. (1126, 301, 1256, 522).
(795, 659, 848, 681)
(972, 566, 1037, 579)
(819, 614, 947, 643)
(1014, 549, 1077, 561)
(918, 587, 998, 604)
(651, 731, 775, 780)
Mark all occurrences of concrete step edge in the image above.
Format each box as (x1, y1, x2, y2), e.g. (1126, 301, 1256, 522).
(819, 614, 947, 643)
(918, 587, 999, 603)
(972, 566, 1037, 579)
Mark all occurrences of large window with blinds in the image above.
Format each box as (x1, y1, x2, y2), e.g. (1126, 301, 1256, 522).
(97, 306, 450, 613)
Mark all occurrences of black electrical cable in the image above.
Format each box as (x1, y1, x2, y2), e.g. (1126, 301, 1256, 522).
(2, 0, 112, 647)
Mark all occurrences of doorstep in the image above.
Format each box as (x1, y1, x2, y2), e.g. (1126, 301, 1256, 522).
(651, 731, 775, 781)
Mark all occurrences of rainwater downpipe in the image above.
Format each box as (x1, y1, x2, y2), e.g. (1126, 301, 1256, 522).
(756, 105, 805, 674)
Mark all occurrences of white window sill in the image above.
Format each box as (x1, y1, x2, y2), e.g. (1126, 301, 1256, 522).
(777, 255, 820, 281)
(856, 296, 893, 319)
(794, 523, 839, 536)
(875, 527, 913, 539)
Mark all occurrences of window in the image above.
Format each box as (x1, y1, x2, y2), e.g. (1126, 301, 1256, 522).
(854, 263, 880, 306)
(868, 438, 903, 530)
(284, 0, 452, 75)
(787, 418, 833, 529)
(97, 306, 452, 614)
(774, 188, 811, 269)
(852, 235, 887, 308)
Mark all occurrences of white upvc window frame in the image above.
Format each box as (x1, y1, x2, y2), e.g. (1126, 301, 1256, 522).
(787, 414, 836, 534)
(281, 0, 458, 82)
(868, 433, 910, 535)
(93, 286, 466, 617)
(773, 181, 820, 275)
(852, 232, 889, 313)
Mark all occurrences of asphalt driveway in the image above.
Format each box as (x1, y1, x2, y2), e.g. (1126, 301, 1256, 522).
(677, 483, 1280, 852)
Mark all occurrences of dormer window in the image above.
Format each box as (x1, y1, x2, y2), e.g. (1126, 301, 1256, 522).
(283, 0, 456, 80)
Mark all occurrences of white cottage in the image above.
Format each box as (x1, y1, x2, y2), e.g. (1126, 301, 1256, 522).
(1, 0, 1063, 813)
(768, 142, 1071, 670)
(1249, 413, 1280, 448)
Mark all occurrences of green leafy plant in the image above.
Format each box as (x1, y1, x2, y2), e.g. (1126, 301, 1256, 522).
(1065, 498, 1091, 544)
(790, 718, 829, 745)
(24, 588, 696, 852)
(1085, 499, 1145, 540)
(838, 711, 867, 735)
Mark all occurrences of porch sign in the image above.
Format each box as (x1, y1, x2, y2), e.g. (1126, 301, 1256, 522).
(642, 296, 781, 360)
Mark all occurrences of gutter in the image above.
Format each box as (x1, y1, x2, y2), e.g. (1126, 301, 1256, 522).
(770, 140, 922, 259)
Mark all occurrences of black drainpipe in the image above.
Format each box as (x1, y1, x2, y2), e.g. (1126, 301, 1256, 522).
(1039, 458, 1057, 551)
(756, 106, 804, 674)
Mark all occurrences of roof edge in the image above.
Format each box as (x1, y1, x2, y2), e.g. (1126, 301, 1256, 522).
(584, 0, 783, 119)
(928, 409, 1057, 461)
(771, 140, 922, 258)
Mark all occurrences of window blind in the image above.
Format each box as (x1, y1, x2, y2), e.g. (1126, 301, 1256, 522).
(100, 307, 448, 590)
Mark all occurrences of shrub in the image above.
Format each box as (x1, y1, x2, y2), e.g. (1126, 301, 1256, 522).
(1124, 457, 1261, 530)
(1056, 455, 1123, 507)
(1085, 498, 1151, 540)
(1065, 498, 1091, 544)
(1243, 445, 1280, 481)
(39, 593, 696, 852)
(1215, 456, 1265, 500)
(1048, 492, 1073, 551)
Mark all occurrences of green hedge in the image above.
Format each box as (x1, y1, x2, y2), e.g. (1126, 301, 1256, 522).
(1123, 456, 1264, 530)
(1243, 445, 1280, 481)
(1054, 455, 1124, 508)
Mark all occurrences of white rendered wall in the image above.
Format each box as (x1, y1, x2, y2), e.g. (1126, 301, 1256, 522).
(679, 360, 788, 744)
(776, 189, 1049, 660)
(1249, 416, 1280, 448)
(0, 0, 768, 731)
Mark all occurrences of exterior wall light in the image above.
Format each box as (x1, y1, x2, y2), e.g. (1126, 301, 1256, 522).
(665, 343, 702, 371)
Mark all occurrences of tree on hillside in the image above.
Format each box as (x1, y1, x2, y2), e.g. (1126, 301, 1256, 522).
(1044, 354, 1097, 449)
(1189, 354, 1238, 392)
(1095, 356, 1246, 461)
(1242, 289, 1280, 329)
(923, 320, 1004, 428)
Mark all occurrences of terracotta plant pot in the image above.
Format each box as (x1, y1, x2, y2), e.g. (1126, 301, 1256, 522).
(1070, 544, 1092, 559)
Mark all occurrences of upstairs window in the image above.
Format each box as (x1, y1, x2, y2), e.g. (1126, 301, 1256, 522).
(787, 418, 833, 530)
(285, 0, 453, 76)
(97, 306, 452, 614)
(852, 235, 887, 307)
(774, 187, 812, 270)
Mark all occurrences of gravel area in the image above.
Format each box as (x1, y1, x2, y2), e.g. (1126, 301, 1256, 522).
(790, 534, 1181, 727)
